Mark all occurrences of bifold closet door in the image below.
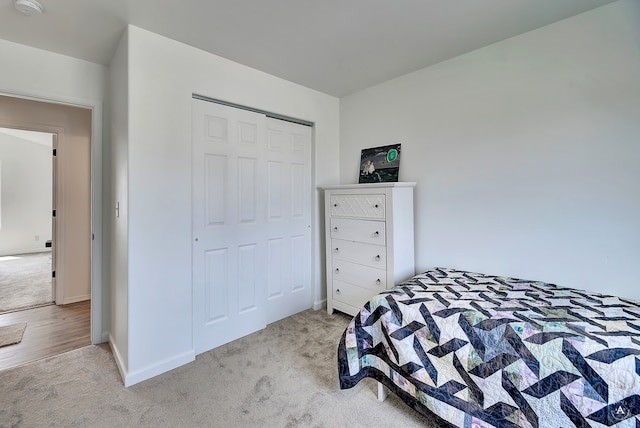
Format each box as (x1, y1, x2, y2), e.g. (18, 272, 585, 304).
(192, 99, 312, 355)
(265, 118, 312, 324)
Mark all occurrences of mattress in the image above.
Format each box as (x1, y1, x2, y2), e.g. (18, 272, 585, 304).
(338, 268, 640, 427)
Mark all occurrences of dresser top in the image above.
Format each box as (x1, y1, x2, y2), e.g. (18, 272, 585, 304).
(322, 182, 416, 190)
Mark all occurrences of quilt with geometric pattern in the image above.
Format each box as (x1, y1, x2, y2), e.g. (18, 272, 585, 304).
(338, 268, 640, 427)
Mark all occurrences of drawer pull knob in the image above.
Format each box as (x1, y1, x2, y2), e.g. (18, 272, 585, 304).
(374, 204, 379, 208)
(376, 279, 381, 285)
(334, 227, 338, 232)
(375, 255, 381, 261)
(335, 268, 340, 273)
(336, 289, 341, 294)
(374, 231, 379, 236)
(334, 203, 338, 207)
(335, 247, 339, 253)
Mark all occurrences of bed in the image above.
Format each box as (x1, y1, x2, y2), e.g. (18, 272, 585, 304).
(338, 268, 640, 427)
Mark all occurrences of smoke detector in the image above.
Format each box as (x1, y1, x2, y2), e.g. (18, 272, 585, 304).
(15, 0, 43, 15)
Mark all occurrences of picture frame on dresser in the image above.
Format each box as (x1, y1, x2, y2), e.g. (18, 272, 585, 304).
(322, 183, 416, 316)
(358, 144, 401, 184)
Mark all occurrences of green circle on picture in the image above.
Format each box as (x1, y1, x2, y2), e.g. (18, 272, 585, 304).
(387, 149, 398, 163)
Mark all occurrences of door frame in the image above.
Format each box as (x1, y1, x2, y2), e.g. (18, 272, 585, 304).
(51, 133, 57, 302)
(0, 89, 104, 345)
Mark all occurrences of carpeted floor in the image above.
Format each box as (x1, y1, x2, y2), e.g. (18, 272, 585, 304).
(0, 308, 437, 427)
(0, 252, 53, 314)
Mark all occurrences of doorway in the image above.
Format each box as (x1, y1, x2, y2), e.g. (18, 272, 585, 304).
(0, 94, 93, 367)
(0, 127, 55, 314)
(0, 95, 91, 305)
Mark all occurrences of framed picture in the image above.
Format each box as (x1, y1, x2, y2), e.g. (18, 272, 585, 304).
(359, 144, 401, 183)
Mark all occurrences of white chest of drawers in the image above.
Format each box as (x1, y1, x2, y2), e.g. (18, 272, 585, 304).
(323, 183, 416, 316)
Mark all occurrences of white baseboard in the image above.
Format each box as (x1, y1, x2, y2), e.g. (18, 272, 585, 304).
(108, 334, 128, 386)
(59, 294, 90, 305)
(0, 248, 52, 257)
(124, 349, 195, 387)
(313, 298, 326, 311)
(108, 335, 195, 387)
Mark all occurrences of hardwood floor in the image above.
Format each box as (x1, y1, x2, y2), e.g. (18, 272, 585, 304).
(0, 300, 90, 370)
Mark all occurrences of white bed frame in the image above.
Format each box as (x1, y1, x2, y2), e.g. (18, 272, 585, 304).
(378, 382, 388, 401)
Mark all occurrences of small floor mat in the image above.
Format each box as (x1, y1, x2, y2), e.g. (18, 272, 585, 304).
(0, 322, 27, 348)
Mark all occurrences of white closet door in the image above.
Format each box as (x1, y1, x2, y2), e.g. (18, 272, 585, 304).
(192, 99, 313, 354)
(192, 99, 268, 354)
(265, 118, 312, 324)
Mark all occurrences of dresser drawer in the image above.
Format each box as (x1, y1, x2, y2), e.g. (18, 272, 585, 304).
(330, 239, 387, 269)
(333, 280, 385, 308)
(330, 218, 386, 245)
(330, 194, 385, 219)
(331, 260, 387, 291)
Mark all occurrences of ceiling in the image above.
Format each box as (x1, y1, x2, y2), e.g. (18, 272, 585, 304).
(0, 0, 617, 97)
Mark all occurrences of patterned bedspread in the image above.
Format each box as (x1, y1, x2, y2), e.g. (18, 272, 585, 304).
(338, 268, 640, 428)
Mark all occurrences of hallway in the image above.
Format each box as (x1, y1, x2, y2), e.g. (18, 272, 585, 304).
(0, 252, 53, 314)
(0, 301, 90, 370)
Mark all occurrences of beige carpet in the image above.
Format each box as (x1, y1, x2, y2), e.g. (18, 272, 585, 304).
(0, 252, 53, 314)
(0, 309, 439, 427)
(0, 322, 26, 348)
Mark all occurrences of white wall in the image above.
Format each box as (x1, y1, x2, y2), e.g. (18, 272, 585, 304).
(113, 26, 339, 386)
(0, 38, 108, 343)
(340, 0, 640, 301)
(0, 132, 52, 255)
(108, 29, 129, 377)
